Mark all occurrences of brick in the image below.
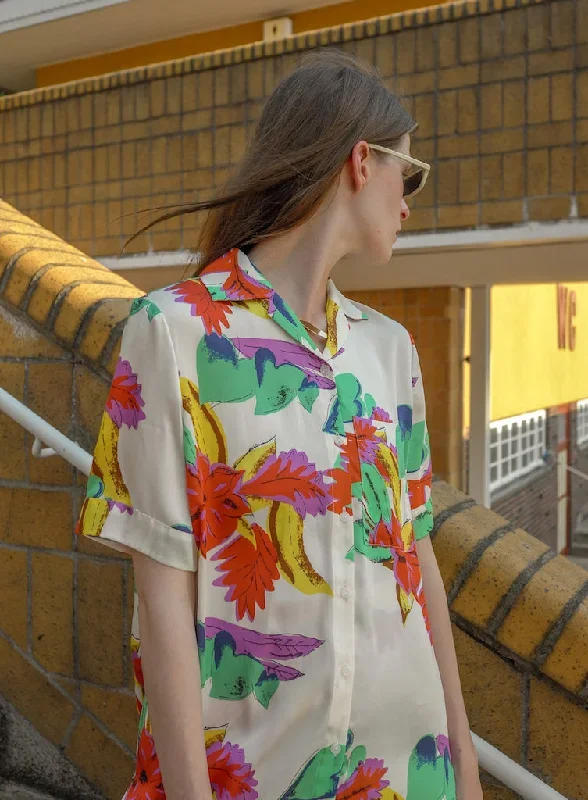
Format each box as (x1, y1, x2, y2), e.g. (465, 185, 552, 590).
(27, 361, 72, 435)
(551, 0, 574, 48)
(457, 87, 478, 133)
(0, 305, 65, 358)
(550, 147, 573, 194)
(78, 559, 125, 685)
(230, 125, 247, 164)
(527, 4, 549, 51)
(198, 70, 213, 108)
(480, 128, 523, 154)
(542, 595, 588, 694)
(0, 547, 28, 649)
(481, 200, 523, 225)
(81, 685, 136, 751)
(0, 363, 26, 481)
(550, 74, 573, 121)
(481, 155, 502, 200)
(230, 64, 246, 105)
(578, 72, 588, 118)
(480, 83, 502, 129)
(247, 59, 264, 100)
(401, 207, 436, 233)
(503, 8, 526, 55)
(66, 714, 133, 800)
(503, 152, 524, 198)
(528, 121, 573, 148)
(436, 204, 478, 230)
(527, 77, 550, 124)
(578, 120, 588, 143)
(527, 148, 549, 196)
(458, 158, 479, 203)
(480, 13, 503, 60)
(31, 552, 74, 674)
(438, 133, 478, 158)
(197, 130, 213, 168)
(528, 679, 588, 798)
(395, 30, 415, 75)
(166, 76, 182, 115)
(528, 49, 574, 76)
(0, 636, 76, 745)
(436, 161, 458, 205)
(528, 197, 571, 221)
(5, 488, 72, 549)
(497, 556, 588, 659)
(458, 17, 480, 63)
(398, 71, 436, 96)
(577, 145, 588, 191)
(416, 26, 436, 72)
(439, 64, 479, 91)
(437, 91, 457, 136)
(452, 626, 523, 761)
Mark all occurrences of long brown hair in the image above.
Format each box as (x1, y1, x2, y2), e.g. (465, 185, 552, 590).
(129, 49, 416, 273)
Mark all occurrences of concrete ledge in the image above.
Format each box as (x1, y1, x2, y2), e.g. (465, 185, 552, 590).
(0, 201, 142, 376)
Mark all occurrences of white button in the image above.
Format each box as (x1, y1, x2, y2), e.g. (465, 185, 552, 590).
(330, 743, 341, 756)
(340, 586, 351, 601)
(342, 513, 352, 524)
(320, 363, 332, 377)
(341, 664, 352, 679)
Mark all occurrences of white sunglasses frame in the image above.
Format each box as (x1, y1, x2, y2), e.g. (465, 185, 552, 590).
(367, 143, 431, 199)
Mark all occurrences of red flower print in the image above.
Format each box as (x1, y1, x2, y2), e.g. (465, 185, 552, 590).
(207, 739, 259, 800)
(201, 249, 273, 302)
(126, 729, 165, 800)
(408, 462, 432, 511)
(393, 545, 421, 598)
(107, 358, 146, 429)
(368, 517, 403, 551)
(168, 279, 232, 335)
(242, 450, 330, 519)
(353, 418, 382, 466)
(335, 758, 390, 799)
(187, 453, 251, 556)
(212, 523, 280, 621)
(325, 464, 352, 515)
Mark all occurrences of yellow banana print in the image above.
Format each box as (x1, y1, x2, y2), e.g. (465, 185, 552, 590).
(268, 502, 332, 596)
(234, 438, 276, 512)
(180, 377, 227, 464)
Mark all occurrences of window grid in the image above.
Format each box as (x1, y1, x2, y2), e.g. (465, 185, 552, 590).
(578, 400, 588, 447)
(489, 411, 547, 492)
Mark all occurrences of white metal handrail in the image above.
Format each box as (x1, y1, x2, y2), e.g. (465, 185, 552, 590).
(566, 464, 588, 482)
(0, 386, 570, 800)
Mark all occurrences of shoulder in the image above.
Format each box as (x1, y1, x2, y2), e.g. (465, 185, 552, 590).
(347, 296, 413, 350)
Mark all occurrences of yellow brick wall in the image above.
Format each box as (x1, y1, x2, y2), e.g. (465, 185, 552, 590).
(2, 203, 588, 799)
(0, 0, 586, 262)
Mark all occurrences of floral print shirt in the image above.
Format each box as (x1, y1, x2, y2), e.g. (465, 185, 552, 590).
(77, 249, 455, 800)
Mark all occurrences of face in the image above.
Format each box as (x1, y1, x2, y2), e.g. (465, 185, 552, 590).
(345, 133, 412, 265)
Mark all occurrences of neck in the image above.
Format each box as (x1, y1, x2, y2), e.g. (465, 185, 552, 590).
(247, 212, 348, 327)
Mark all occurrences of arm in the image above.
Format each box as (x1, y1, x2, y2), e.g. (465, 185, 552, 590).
(134, 553, 212, 800)
(415, 536, 478, 771)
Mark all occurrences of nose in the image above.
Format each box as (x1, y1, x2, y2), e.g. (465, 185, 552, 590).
(400, 198, 410, 222)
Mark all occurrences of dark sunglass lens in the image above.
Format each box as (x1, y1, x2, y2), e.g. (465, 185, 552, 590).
(403, 170, 423, 197)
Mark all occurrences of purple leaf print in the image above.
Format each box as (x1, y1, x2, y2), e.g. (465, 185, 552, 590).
(107, 358, 146, 429)
(106, 500, 134, 515)
(232, 338, 336, 390)
(204, 618, 323, 662)
(436, 734, 452, 760)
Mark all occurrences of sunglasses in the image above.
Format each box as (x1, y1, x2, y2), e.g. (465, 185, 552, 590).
(367, 144, 431, 199)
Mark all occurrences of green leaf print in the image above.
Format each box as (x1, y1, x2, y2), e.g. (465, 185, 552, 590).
(279, 742, 346, 800)
(183, 425, 197, 466)
(364, 393, 377, 418)
(361, 462, 391, 525)
(336, 374, 365, 421)
(406, 420, 427, 472)
(198, 633, 214, 687)
(351, 519, 392, 563)
(86, 473, 104, 499)
(197, 336, 257, 404)
(210, 641, 265, 701)
(130, 296, 161, 320)
(253, 672, 280, 709)
(298, 383, 319, 413)
(254, 360, 306, 415)
(344, 744, 367, 780)
(407, 735, 457, 800)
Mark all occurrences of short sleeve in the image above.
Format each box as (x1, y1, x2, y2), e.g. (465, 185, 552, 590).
(406, 338, 434, 541)
(76, 300, 197, 571)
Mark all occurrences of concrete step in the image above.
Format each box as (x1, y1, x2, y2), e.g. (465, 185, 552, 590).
(0, 783, 61, 800)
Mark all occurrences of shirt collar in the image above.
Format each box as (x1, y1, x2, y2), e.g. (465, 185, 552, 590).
(199, 248, 366, 356)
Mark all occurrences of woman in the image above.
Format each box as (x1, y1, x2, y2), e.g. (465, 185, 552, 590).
(77, 50, 482, 800)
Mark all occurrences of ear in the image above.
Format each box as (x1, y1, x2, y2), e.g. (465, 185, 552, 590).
(348, 140, 372, 192)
